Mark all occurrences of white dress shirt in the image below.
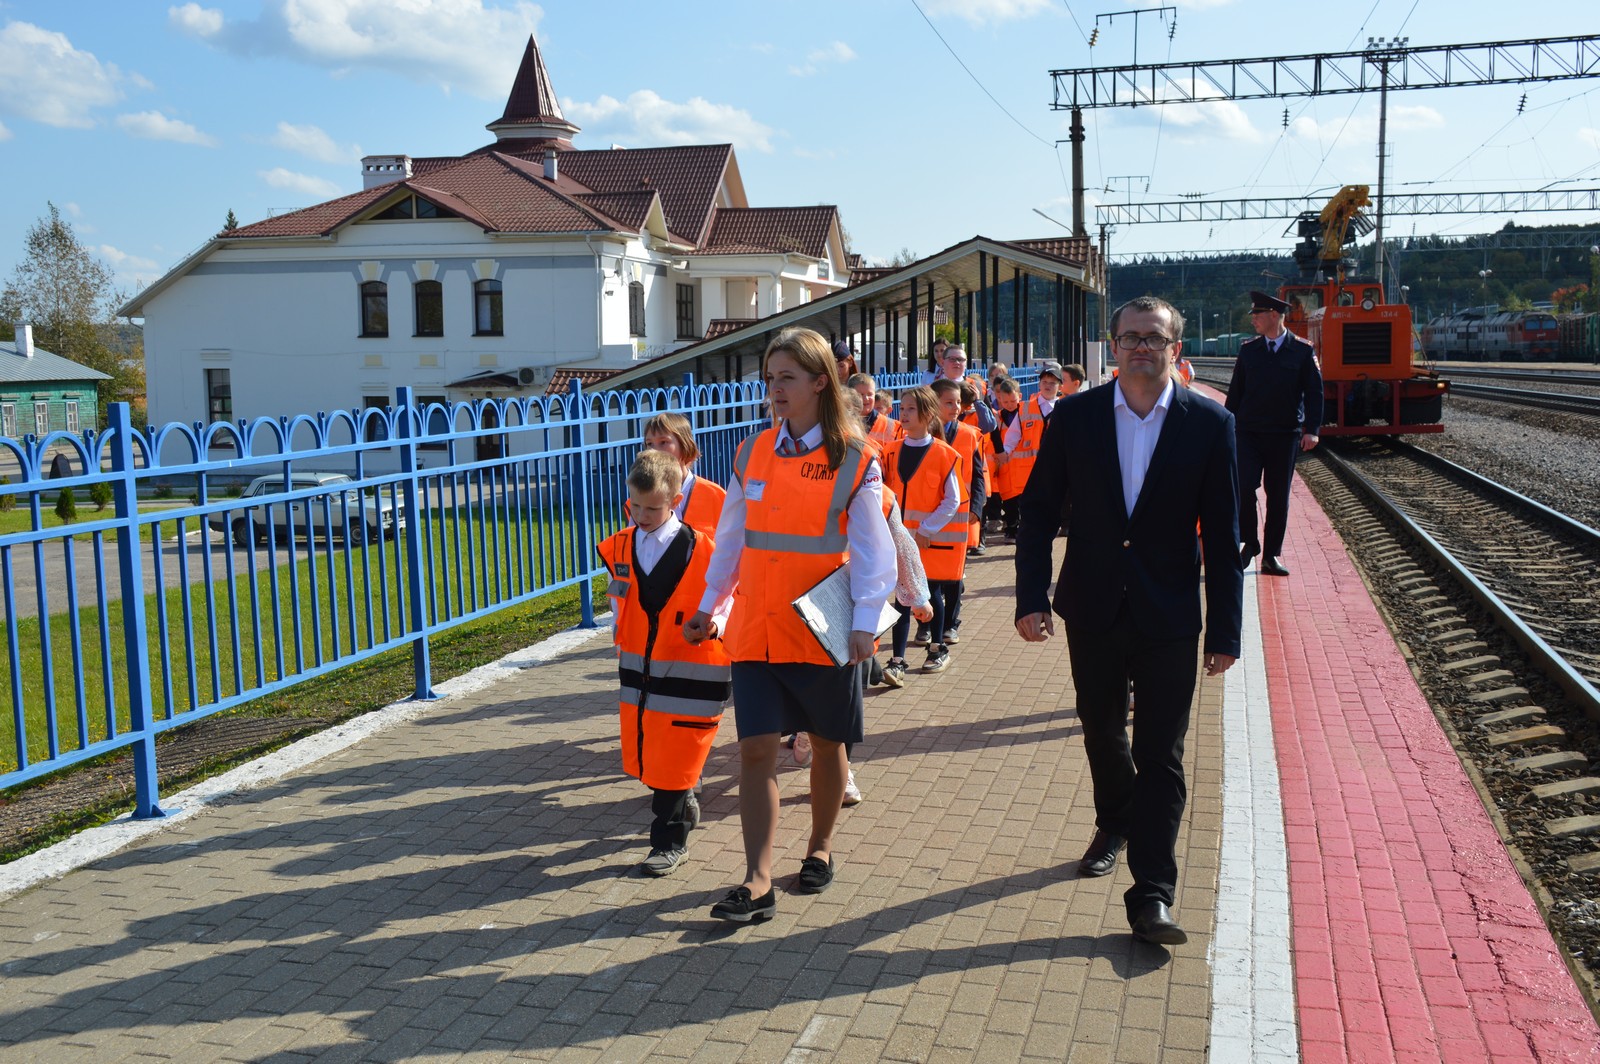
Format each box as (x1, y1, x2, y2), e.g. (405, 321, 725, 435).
(1112, 378, 1175, 517)
(632, 512, 733, 632)
(699, 421, 896, 633)
(1036, 394, 1057, 419)
(897, 434, 962, 534)
(675, 469, 698, 521)
(1001, 408, 1023, 453)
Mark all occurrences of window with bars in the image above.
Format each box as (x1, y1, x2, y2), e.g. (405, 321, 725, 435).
(676, 283, 696, 339)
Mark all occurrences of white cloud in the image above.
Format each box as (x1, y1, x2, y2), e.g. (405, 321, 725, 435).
(564, 90, 775, 154)
(168, 3, 224, 37)
(169, 0, 543, 99)
(1157, 98, 1263, 144)
(116, 110, 217, 146)
(0, 119, 10, 142)
(921, 0, 1050, 24)
(259, 167, 343, 199)
(0, 21, 124, 128)
(1580, 127, 1600, 150)
(98, 245, 161, 273)
(1288, 103, 1444, 147)
(789, 40, 856, 78)
(270, 121, 359, 164)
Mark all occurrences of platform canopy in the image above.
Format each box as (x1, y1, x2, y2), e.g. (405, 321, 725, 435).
(598, 234, 1106, 392)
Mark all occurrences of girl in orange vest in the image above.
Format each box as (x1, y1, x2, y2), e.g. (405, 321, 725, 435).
(879, 385, 964, 681)
(685, 327, 895, 923)
(641, 412, 727, 538)
(847, 371, 904, 449)
(929, 378, 986, 646)
(598, 452, 732, 878)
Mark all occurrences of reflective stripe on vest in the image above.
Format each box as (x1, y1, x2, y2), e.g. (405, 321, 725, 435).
(739, 437, 864, 555)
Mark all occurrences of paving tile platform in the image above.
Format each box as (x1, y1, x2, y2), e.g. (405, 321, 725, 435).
(0, 464, 1595, 1062)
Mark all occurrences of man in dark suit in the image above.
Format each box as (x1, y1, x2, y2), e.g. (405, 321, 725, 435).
(1226, 290, 1323, 576)
(1014, 295, 1243, 947)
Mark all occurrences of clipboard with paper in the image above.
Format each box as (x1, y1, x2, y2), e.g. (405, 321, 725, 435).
(791, 563, 902, 667)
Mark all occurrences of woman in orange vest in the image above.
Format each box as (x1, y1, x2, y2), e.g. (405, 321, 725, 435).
(879, 385, 964, 682)
(641, 412, 727, 538)
(684, 327, 895, 923)
(598, 451, 732, 877)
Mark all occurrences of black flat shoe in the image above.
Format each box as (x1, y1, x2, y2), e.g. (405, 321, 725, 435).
(1261, 556, 1290, 576)
(797, 855, 834, 894)
(1078, 830, 1126, 878)
(710, 886, 776, 923)
(1240, 543, 1260, 568)
(1130, 901, 1188, 945)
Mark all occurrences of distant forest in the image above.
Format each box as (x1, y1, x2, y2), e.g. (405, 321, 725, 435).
(1106, 219, 1600, 342)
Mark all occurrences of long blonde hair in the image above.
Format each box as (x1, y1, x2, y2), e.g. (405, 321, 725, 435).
(763, 327, 862, 470)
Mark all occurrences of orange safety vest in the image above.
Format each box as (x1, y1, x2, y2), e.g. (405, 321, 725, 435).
(998, 397, 1047, 501)
(960, 409, 996, 501)
(726, 428, 871, 665)
(940, 419, 983, 546)
(680, 473, 726, 538)
(597, 525, 731, 791)
(864, 409, 905, 448)
(882, 438, 967, 583)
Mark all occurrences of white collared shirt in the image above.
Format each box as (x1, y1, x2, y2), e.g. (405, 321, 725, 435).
(675, 469, 697, 521)
(1036, 394, 1057, 419)
(633, 513, 682, 575)
(1112, 378, 1175, 517)
(699, 420, 895, 633)
(898, 433, 962, 535)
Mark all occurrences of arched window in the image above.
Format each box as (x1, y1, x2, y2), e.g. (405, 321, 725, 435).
(414, 279, 443, 337)
(628, 280, 646, 337)
(474, 278, 503, 336)
(360, 281, 388, 337)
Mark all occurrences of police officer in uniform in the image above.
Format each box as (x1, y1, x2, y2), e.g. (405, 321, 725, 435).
(1226, 291, 1323, 576)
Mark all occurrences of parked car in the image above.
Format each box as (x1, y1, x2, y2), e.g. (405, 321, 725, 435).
(207, 473, 404, 548)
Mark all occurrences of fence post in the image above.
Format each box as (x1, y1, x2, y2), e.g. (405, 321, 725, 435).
(568, 377, 597, 629)
(394, 386, 436, 700)
(108, 402, 169, 818)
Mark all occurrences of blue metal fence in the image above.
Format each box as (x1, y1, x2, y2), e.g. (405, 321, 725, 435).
(0, 374, 766, 814)
(0, 364, 1035, 815)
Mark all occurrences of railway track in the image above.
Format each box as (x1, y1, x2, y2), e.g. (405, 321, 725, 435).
(1302, 440, 1600, 988)
(1448, 382, 1600, 418)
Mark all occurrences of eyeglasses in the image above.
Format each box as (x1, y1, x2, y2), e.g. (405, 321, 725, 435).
(1113, 334, 1175, 352)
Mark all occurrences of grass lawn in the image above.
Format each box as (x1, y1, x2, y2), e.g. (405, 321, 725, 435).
(2, 494, 620, 778)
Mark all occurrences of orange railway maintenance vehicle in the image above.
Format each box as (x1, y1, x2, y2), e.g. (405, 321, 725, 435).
(1280, 185, 1449, 436)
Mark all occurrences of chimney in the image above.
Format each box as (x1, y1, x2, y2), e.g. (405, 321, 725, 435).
(14, 323, 32, 359)
(361, 154, 413, 190)
(543, 148, 558, 182)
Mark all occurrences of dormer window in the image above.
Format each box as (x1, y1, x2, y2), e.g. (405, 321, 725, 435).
(371, 195, 452, 221)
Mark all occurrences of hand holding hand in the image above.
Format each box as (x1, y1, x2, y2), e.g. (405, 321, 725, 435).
(683, 611, 713, 645)
(914, 531, 932, 549)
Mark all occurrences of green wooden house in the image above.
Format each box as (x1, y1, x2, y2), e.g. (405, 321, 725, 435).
(1, 325, 110, 439)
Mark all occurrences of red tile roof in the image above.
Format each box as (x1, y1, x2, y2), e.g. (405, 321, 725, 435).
(1005, 236, 1094, 264)
(572, 191, 659, 232)
(546, 367, 623, 395)
(227, 185, 395, 238)
(698, 206, 836, 257)
(559, 145, 733, 247)
(703, 318, 755, 339)
(491, 37, 578, 138)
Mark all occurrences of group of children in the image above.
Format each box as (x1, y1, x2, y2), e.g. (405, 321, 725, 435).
(597, 356, 1072, 882)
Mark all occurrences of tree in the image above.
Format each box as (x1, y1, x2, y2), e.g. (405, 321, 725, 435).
(54, 488, 77, 524)
(223, 208, 239, 232)
(2, 203, 143, 426)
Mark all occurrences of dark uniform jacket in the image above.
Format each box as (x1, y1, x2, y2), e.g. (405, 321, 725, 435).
(1225, 331, 1324, 433)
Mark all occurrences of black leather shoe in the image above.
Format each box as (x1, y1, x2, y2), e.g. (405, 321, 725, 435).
(1130, 901, 1188, 945)
(797, 855, 834, 894)
(1078, 830, 1126, 878)
(1239, 543, 1260, 568)
(710, 886, 776, 922)
(1260, 556, 1290, 576)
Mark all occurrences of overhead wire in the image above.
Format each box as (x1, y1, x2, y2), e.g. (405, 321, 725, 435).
(907, 0, 1053, 147)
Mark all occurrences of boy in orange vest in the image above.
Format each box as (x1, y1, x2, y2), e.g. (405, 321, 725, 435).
(598, 451, 732, 877)
(929, 378, 986, 649)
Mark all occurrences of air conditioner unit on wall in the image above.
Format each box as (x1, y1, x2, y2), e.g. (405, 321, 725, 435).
(516, 367, 539, 387)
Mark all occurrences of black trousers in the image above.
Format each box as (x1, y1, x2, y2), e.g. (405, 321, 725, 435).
(1236, 430, 1299, 557)
(1065, 604, 1199, 917)
(650, 788, 691, 850)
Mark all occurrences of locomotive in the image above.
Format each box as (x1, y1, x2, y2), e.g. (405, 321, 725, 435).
(1419, 308, 1560, 361)
(1279, 186, 1449, 436)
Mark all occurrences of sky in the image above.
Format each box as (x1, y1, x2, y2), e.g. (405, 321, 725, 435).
(1, 0, 1598, 312)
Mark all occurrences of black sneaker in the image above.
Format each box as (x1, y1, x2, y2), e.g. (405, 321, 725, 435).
(943, 622, 961, 645)
(882, 659, 907, 687)
(641, 846, 686, 876)
(911, 624, 931, 647)
(968, 543, 987, 556)
(924, 644, 950, 673)
(710, 885, 776, 923)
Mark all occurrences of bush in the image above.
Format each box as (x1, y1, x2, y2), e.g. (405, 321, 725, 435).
(55, 488, 77, 524)
(89, 481, 113, 511)
(0, 476, 13, 512)
(225, 483, 244, 498)
(153, 483, 173, 499)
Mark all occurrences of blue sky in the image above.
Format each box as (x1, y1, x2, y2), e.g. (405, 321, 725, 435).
(1, 0, 1597, 310)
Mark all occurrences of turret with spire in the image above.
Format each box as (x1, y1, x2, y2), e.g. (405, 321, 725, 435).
(485, 35, 581, 149)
